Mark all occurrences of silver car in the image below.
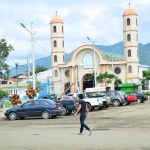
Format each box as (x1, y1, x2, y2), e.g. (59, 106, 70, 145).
(101, 91, 127, 107)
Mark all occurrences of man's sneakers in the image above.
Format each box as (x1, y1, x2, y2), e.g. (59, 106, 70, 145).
(89, 129, 92, 136)
(77, 129, 92, 136)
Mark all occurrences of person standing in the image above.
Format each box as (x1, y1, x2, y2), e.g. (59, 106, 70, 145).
(74, 94, 92, 135)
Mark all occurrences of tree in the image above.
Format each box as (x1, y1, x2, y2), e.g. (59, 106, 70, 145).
(35, 65, 48, 74)
(0, 89, 8, 99)
(142, 70, 150, 90)
(0, 39, 14, 78)
(143, 70, 150, 80)
(28, 81, 42, 93)
(96, 72, 117, 86)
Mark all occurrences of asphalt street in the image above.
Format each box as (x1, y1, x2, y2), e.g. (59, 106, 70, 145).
(0, 100, 150, 150)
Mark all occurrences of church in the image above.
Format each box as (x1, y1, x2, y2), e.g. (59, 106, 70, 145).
(49, 6, 148, 97)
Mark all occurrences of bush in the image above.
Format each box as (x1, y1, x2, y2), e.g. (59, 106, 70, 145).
(26, 87, 37, 100)
(144, 91, 150, 96)
(10, 94, 21, 105)
(0, 90, 8, 99)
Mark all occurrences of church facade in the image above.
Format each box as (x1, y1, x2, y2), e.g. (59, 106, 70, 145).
(49, 7, 147, 97)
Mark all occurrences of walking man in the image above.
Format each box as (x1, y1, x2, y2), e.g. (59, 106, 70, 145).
(74, 94, 92, 135)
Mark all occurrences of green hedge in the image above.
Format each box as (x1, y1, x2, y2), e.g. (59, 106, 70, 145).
(0, 89, 8, 99)
(143, 91, 150, 96)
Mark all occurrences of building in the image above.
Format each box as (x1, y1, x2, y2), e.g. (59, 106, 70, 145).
(50, 6, 149, 97)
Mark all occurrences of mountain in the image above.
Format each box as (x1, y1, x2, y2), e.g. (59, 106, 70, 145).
(9, 42, 150, 77)
(96, 42, 150, 66)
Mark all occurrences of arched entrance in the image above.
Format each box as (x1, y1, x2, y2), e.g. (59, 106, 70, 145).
(64, 82, 70, 95)
(83, 74, 94, 91)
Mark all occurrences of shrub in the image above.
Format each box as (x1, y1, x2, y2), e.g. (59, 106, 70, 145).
(0, 90, 8, 99)
(26, 87, 37, 100)
(144, 91, 150, 96)
(10, 94, 21, 105)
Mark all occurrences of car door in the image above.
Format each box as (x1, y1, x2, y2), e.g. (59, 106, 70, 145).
(17, 101, 33, 117)
(28, 100, 43, 117)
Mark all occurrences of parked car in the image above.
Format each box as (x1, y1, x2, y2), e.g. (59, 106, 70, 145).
(127, 92, 148, 103)
(126, 94, 137, 104)
(4, 99, 64, 120)
(38, 94, 57, 101)
(58, 95, 79, 115)
(76, 92, 109, 111)
(101, 91, 127, 107)
(67, 93, 78, 98)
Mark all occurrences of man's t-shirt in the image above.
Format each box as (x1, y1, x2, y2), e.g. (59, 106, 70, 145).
(79, 100, 87, 114)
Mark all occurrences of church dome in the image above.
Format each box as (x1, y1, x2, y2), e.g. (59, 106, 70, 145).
(123, 7, 137, 16)
(50, 16, 63, 23)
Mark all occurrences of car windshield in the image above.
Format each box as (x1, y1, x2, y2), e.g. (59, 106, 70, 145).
(86, 92, 104, 98)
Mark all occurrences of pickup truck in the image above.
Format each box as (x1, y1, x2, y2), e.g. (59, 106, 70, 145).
(76, 92, 109, 111)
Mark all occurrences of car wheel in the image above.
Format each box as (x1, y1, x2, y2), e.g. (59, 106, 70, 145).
(61, 107, 67, 116)
(137, 98, 143, 103)
(113, 100, 121, 107)
(67, 110, 72, 115)
(42, 111, 50, 119)
(86, 103, 92, 111)
(124, 101, 130, 105)
(9, 112, 17, 120)
(104, 103, 109, 108)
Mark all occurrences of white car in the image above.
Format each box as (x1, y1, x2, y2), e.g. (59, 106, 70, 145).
(76, 92, 109, 111)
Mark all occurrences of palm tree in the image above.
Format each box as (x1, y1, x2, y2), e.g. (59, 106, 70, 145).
(96, 72, 117, 87)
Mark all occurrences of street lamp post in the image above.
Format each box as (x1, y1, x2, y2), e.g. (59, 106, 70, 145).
(20, 22, 36, 90)
(86, 36, 97, 87)
(14, 59, 19, 94)
(72, 63, 83, 93)
(111, 55, 115, 90)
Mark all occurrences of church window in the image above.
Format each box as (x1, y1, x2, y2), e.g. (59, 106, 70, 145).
(62, 26, 64, 32)
(54, 55, 57, 62)
(128, 66, 132, 73)
(55, 70, 58, 77)
(53, 26, 57, 33)
(127, 18, 130, 26)
(136, 34, 138, 42)
(62, 40, 64, 47)
(54, 40, 57, 47)
(128, 50, 131, 57)
(137, 49, 138, 57)
(127, 34, 131, 41)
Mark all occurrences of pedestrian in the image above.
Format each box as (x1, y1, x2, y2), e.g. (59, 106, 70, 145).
(74, 93, 92, 135)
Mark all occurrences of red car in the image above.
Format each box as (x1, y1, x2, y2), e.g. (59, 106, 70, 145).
(127, 95, 137, 103)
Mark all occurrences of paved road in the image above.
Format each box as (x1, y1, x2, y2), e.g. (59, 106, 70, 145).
(0, 100, 150, 150)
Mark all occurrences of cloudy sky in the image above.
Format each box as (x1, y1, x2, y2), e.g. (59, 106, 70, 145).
(1, 0, 150, 67)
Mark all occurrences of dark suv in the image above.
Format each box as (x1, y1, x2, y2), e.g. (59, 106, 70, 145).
(102, 91, 127, 107)
(58, 96, 79, 115)
(127, 92, 148, 103)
